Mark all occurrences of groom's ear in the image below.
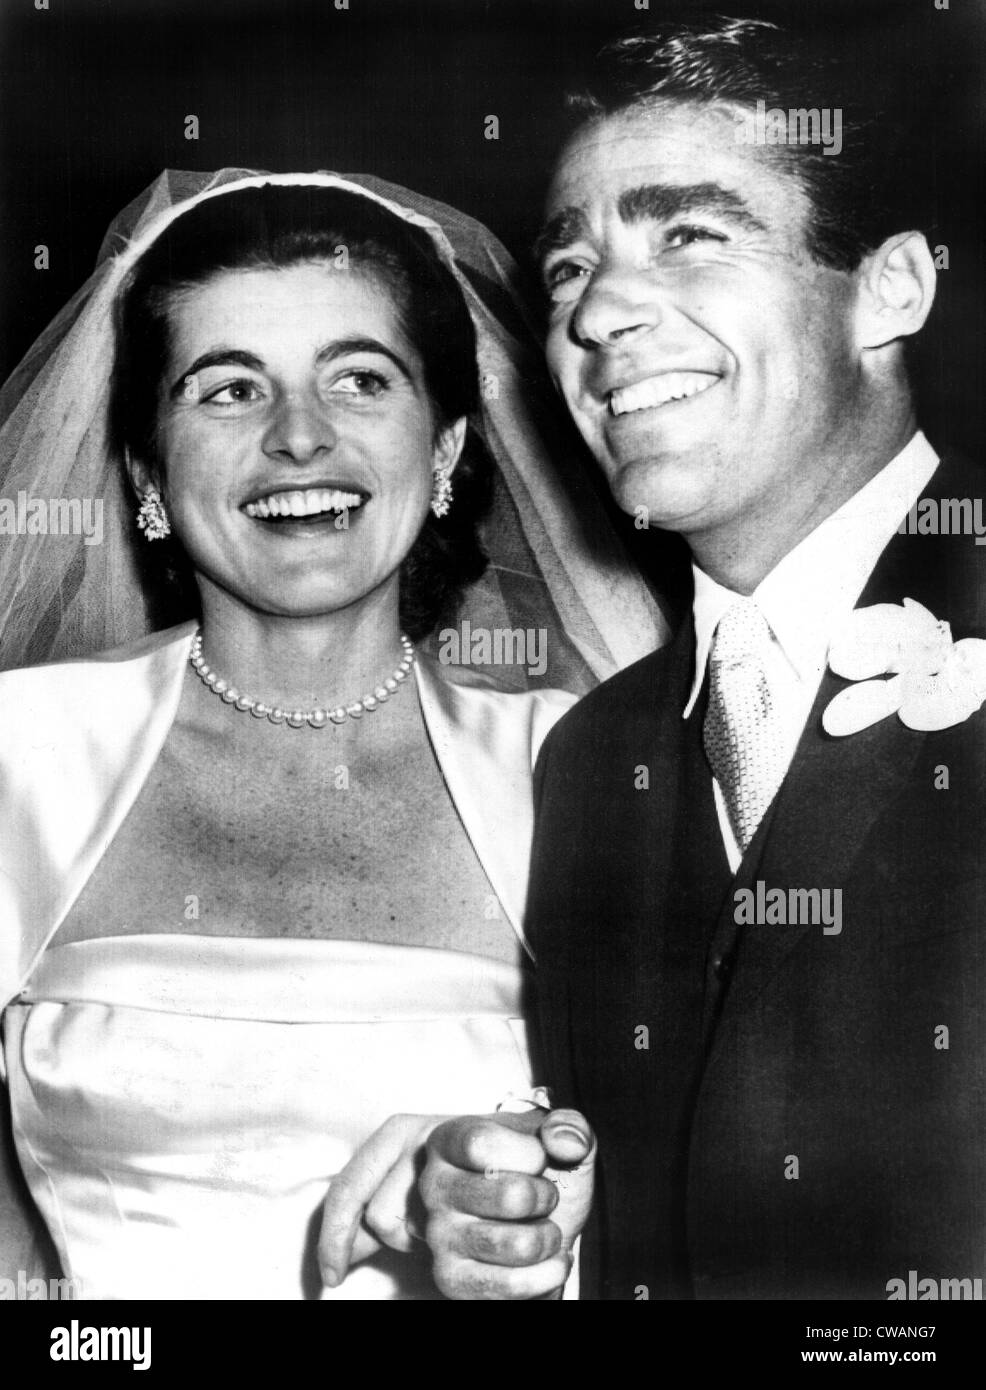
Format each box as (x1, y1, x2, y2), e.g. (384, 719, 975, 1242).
(853, 230, 937, 352)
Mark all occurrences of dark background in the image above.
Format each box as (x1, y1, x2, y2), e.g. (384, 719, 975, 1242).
(1, 0, 984, 451)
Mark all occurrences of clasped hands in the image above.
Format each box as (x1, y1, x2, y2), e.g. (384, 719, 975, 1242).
(319, 1107, 595, 1299)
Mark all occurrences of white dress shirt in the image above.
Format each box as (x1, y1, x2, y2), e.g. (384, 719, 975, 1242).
(683, 431, 941, 871)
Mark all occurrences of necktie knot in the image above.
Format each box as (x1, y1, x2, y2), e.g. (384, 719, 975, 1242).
(709, 599, 774, 668)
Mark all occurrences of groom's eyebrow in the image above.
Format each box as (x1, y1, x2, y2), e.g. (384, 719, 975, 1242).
(534, 181, 767, 268)
(618, 182, 768, 233)
(533, 207, 592, 269)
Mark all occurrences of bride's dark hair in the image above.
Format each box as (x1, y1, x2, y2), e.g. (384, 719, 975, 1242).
(110, 182, 492, 640)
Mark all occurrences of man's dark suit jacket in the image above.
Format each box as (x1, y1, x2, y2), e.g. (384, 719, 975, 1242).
(527, 452, 986, 1300)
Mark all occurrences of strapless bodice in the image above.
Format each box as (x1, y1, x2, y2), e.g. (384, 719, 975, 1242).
(3, 934, 534, 1300)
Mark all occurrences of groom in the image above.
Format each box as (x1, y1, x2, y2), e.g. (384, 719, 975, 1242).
(421, 18, 986, 1298)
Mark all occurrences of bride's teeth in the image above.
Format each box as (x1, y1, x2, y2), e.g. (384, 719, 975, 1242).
(245, 488, 365, 518)
(610, 372, 718, 416)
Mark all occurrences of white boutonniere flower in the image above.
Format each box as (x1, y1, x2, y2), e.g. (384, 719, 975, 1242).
(822, 598, 986, 736)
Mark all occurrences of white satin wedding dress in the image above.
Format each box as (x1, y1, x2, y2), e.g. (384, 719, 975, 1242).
(0, 630, 574, 1299)
(5, 936, 534, 1300)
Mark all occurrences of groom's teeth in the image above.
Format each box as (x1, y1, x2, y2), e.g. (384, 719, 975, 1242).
(244, 488, 364, 519)
(609, 372, 719, 416)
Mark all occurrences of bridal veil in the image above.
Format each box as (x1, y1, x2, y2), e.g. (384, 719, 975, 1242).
(0, 169, 666, 685)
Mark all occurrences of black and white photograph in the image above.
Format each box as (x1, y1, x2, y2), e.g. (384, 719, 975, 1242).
(0, 0, 984, 1355)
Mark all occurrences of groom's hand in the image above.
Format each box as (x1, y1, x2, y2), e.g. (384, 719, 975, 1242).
(421, 1107, 595, 1300)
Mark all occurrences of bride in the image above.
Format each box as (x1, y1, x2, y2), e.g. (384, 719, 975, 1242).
(0, 171, 661, 1299)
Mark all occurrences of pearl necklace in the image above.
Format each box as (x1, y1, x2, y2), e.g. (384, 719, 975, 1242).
(189, 629, 415, 728)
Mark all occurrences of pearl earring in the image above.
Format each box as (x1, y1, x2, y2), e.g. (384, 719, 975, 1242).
(137, 489, 171, 541)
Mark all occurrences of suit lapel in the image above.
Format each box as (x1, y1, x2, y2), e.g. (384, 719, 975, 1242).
(603, 617, 733, 1045)
(638, 617, 727, 936)
(707, 664, 928, 1036)
(705, 455, 982, 1042)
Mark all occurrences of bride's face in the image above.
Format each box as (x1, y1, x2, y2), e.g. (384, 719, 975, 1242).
(142, 260, 464, 619)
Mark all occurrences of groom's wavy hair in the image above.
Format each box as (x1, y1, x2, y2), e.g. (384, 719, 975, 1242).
(110, 183, 492, 641)
(565, 16, 933, 273)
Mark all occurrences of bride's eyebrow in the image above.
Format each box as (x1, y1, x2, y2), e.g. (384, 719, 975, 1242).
(168, 348, 263, 397)
(313, 338, 413, 380)
(169, 339, 414, 399)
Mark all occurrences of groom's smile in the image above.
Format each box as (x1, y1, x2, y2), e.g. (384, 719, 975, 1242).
(608, 370, 721, 416)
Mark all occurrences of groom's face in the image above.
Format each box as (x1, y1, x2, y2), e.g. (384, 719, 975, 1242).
(540, 101, 862, 539)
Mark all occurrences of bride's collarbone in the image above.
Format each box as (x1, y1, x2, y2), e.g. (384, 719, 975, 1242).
(162, 712, 453, 846)
(172, 693, 433, 793)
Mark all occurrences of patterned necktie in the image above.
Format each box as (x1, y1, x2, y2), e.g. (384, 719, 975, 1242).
(702, 599, 786, 854)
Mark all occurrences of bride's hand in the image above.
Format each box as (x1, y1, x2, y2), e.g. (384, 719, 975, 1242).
(318, 1114, 449, 1288)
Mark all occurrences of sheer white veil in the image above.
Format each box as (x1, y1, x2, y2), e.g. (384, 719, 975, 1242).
(0, 169, 666, 687)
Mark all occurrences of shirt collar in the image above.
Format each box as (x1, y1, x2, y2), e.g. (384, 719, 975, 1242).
(683, 431, 941, 718)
